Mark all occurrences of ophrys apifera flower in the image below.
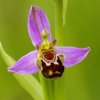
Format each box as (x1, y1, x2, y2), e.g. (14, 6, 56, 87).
(8, 6, 90, 79)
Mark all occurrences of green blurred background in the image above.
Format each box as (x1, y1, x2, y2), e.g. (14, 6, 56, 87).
(0, 0, 99, 100)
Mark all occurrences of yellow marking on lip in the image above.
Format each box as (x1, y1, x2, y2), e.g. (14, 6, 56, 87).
(55, 71, 61, 74)
(48, 70, 53, 76)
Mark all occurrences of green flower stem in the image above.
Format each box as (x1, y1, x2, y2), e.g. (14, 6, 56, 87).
(39, 73, 49, 100)
(39, 72, 54, 100)
(47, 80, 54, 100)
(54, 0, 67, 100)
(63, 0, 68, 25)
(55, 0, 64, 45)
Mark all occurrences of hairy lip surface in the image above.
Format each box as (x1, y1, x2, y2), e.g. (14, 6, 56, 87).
(41, 56, 64, 79)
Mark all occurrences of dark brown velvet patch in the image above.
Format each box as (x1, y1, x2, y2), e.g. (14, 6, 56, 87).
(41, 56, 64, 79)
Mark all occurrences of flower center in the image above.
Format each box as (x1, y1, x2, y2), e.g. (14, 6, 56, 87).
(36, 29, 64, 79)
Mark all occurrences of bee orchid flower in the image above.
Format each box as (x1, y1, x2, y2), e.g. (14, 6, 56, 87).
(8, 6, 90, 79)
